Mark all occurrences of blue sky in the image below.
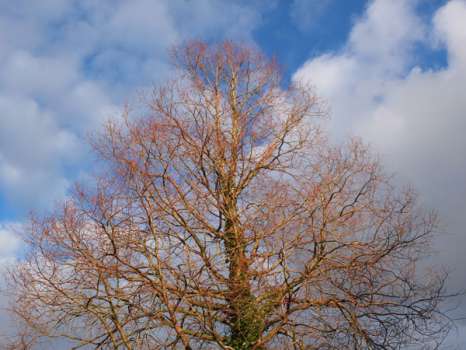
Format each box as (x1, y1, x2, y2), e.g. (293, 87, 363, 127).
(255, 0, 368, 79)
(256, 0, 450, 80)
(0, 0, 454, 219)
(1, 0, 466, 345)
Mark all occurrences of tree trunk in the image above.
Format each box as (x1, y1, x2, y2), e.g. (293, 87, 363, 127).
(223, 191, 264, 349)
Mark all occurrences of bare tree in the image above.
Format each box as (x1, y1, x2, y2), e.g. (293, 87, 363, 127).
(6, 41, 452, 349)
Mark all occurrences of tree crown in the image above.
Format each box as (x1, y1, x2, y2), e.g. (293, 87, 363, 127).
(6, 41, 451, 350)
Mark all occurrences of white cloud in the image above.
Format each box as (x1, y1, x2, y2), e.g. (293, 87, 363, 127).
(0, 95, 78, 208)
(348, 0, 424, 68)
(107, 0, 179, 52)
(0, 222, 23, 346)
(293, 0, 466, 176)
(0, 52, 79, 99)
(0, 0, 265, 213)
(0, 222, 22, 263)
(434, 0, 466, 68)
(294, 0, 466, 344)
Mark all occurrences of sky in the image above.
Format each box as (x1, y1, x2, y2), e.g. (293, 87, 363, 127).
(0, 0, 465, 347)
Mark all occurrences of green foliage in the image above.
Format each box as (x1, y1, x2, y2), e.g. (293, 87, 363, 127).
(226, 293, 271, 350)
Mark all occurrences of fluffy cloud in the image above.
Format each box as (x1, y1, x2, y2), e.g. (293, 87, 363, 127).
(0, 222, 23, 346)
(293, 0, 428, 137)
(0, 222, 22, 265)
(0, 95, 77, 208)
(0, 223, 21, 336)
(0, 0, 265, 214)
(294, 0, 466, 344)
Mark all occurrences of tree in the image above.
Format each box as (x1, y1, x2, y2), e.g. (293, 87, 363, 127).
(6, 41, 452, 349)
